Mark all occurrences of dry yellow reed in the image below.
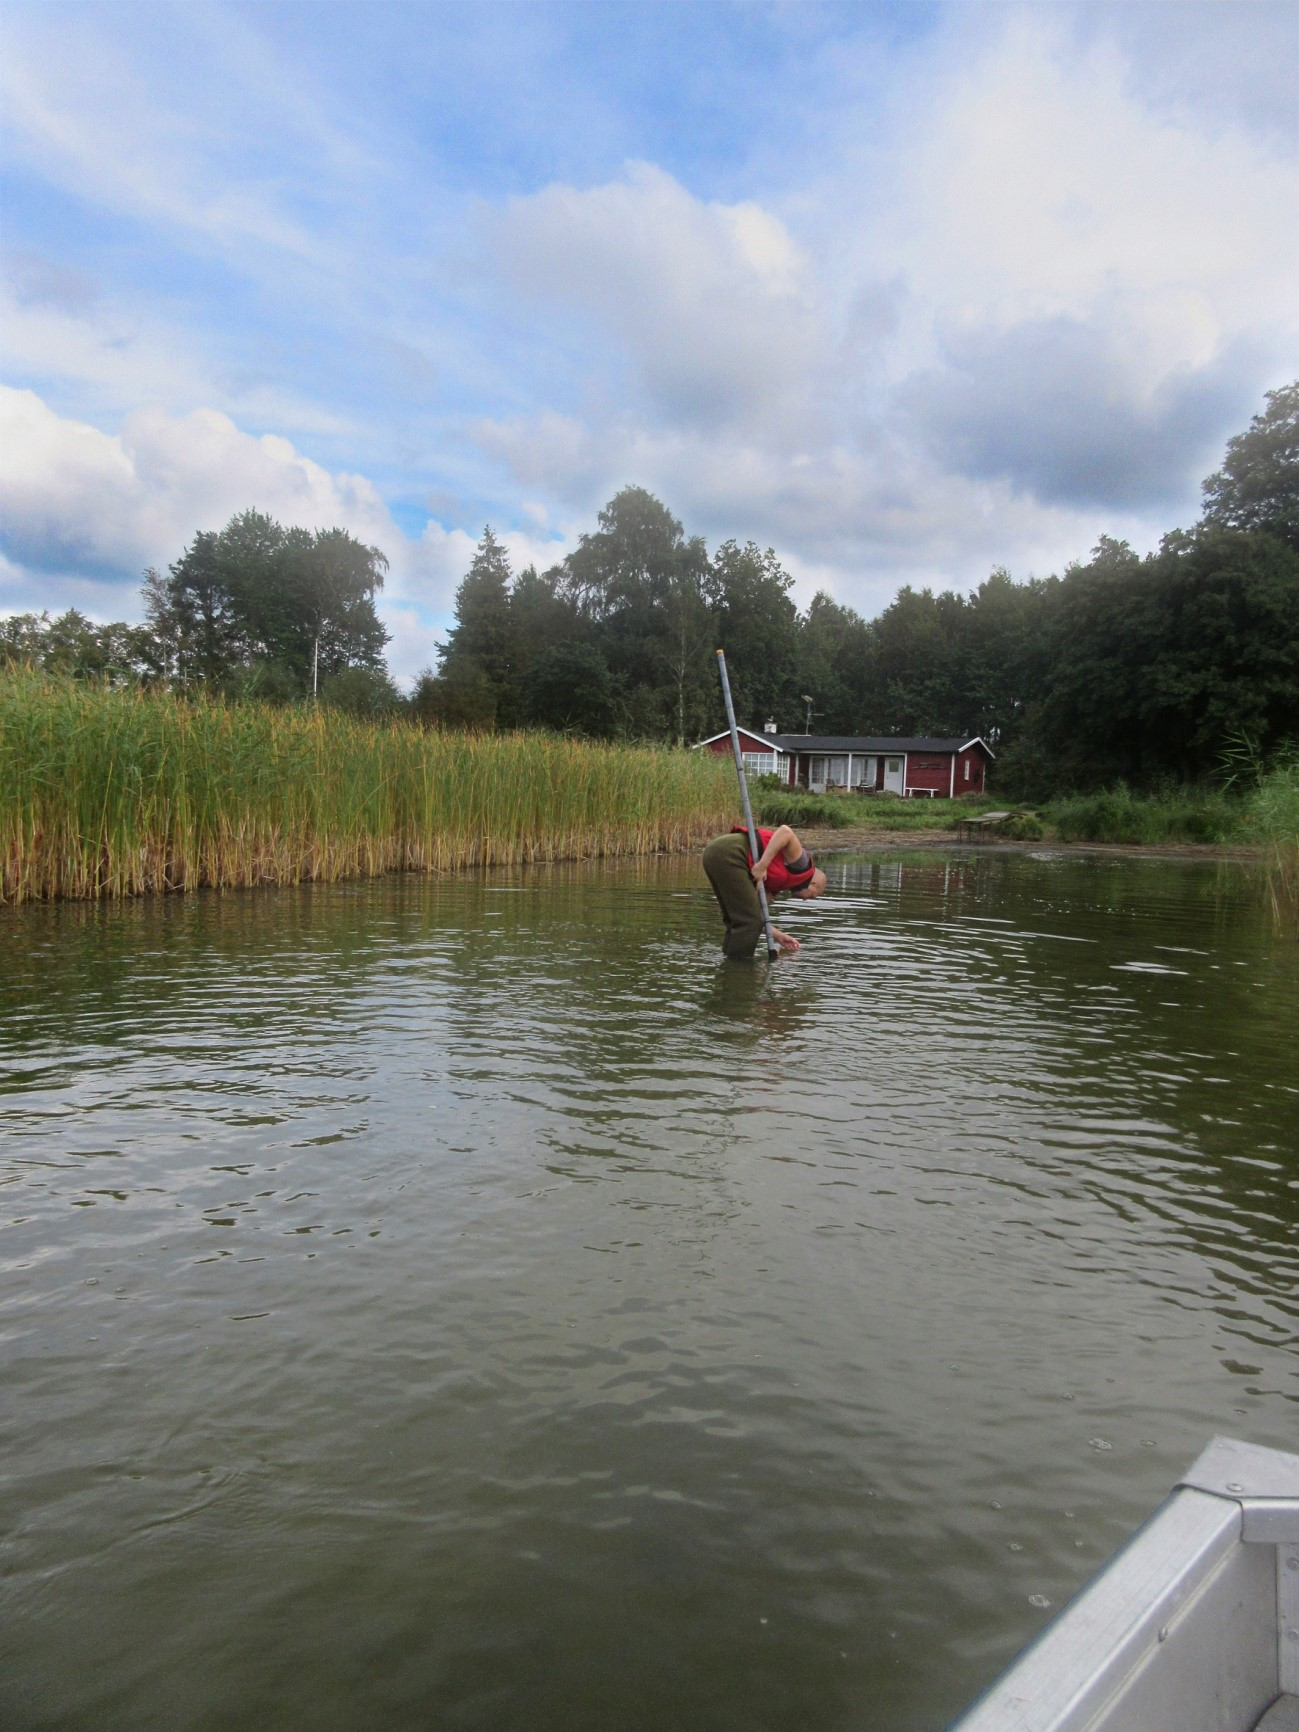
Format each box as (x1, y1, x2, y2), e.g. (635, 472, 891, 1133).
(0, 674, 737, 903)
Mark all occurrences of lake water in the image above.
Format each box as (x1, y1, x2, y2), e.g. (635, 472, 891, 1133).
(2, 851, 1296, 1732)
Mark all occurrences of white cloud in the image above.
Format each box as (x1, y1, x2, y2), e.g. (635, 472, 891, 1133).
(487, 163, 823, 434)
(0, 260, 364, 443)
(475, 406, 1113, 612)
(0, 389, 577, 677)
(889, 18, 1297, 350)
(2, 3, 1295, 643)
(472, 12, 1298, 600)
(0, 17, 354, 273)
(0, 387, 396, 579)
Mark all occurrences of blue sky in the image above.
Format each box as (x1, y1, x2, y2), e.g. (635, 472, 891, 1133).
(2, 0, 1297, 678)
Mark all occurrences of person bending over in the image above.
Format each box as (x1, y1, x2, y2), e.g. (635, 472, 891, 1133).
(702, 823, 827, 957)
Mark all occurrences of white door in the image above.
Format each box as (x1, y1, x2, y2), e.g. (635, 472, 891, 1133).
(884, 755, 905, 795)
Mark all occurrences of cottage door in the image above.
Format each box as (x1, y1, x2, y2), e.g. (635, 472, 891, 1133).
(883, 755, 905, 795)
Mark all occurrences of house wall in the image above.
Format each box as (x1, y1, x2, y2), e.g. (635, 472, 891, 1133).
(703, 732, 791, 783)
(904, 752, 954, 796)
(703, 733, 990, 794)
(955, 748, 987, 794)
(703, 732, 769, 757)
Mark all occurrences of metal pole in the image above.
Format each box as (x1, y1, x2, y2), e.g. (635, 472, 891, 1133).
(716, 649, 778, 958)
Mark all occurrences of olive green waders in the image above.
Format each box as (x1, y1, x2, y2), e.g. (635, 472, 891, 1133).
(702, 832, 765, 958)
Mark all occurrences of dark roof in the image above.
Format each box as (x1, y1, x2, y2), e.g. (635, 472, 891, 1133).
(694, 729, 994, 756)
(770, 734, 988, 754)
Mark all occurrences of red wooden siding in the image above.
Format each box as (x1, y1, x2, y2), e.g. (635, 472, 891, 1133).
(705, 731, 785, 761)
(702, 735, 990, 795)
(955, 747, 987, 794)
(703, 730, 773, 756)
(904, 752, 951, 795)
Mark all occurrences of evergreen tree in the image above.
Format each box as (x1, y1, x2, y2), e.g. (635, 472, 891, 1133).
(439, 527, 516, 708)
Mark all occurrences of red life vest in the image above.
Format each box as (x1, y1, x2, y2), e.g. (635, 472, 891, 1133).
(732, 826, 816, 894)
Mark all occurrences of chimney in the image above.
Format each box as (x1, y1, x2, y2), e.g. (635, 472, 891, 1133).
(764, 719, 778, 735)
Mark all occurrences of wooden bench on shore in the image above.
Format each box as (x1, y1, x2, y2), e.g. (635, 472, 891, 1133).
(954, 810, 1015, 842)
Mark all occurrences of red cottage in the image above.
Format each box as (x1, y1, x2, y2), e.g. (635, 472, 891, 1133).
(692, 726, 994, 798)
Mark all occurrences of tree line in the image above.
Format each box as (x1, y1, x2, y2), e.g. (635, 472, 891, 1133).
(4, 384, 1296, 795)
(2, 510, 399, 714)
(418, 383, 1298, 793)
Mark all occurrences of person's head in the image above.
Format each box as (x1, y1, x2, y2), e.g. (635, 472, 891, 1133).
(793, 868, 827, 900)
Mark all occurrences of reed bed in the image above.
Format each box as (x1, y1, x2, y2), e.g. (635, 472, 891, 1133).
(0, 674, 737, 904)
(1247, 759, 1299, 929)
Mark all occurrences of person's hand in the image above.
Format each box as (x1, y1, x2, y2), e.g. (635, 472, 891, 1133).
(750, 861, 768, 885)
(772, 928, 800, 954)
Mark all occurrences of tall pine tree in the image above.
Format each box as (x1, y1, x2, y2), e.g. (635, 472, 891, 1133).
(439, 527, 516, 716)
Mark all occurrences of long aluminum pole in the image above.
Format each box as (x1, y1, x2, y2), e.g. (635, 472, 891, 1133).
(716, 649, 778, 958)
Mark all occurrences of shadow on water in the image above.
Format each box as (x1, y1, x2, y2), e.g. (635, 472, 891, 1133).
(0, 850, 1296, 1732)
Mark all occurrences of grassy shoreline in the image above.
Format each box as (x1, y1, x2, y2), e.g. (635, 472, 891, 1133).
(0, 674, 735, 904)
(758, 778, 1297, 846)
(4, 674, 1294, 924)
(758, 775, 1298, 924)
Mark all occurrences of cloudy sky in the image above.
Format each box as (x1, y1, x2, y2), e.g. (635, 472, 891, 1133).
(2, 0, 1297, 679)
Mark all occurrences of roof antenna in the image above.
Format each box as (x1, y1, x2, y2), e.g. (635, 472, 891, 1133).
(801, 695, 814, 735)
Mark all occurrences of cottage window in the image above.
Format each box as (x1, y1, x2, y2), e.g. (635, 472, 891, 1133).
(741, 752, 777, 778)
(964, 759, 970, 781)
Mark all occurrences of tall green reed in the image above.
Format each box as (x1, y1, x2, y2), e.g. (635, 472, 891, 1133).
(0, 674, 737, 903)
(1246, 758, 1299, 929)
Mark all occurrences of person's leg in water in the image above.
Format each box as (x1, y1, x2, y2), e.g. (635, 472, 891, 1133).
(702, 833, 764, 958)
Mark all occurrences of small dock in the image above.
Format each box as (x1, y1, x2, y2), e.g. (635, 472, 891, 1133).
(954, 810, 1015, 842)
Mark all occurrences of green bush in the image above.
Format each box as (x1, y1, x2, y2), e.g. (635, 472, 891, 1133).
(1045, 783, 1242, 845)
(1246, 755, 1299, 925)
(1000, 812, 1045, 840)
(755, 791, 856, 829)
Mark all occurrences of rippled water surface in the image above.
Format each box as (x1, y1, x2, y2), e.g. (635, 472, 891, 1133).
(2, 851, 1297, 1731)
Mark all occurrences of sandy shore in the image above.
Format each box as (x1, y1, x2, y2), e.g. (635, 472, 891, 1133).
(798, 825, 1262, 863)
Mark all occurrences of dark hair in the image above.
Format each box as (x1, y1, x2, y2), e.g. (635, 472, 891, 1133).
(784, 850, 816, 890)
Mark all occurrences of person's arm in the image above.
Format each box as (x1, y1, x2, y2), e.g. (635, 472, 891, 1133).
(750, 825, 806, 883)
(768, 925, 801, 954)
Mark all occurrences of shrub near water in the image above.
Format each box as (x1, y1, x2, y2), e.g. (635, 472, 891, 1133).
(755, 788, 1010, 832)
(1045, 784, 1243, 845)
(1247, 759, 1299, 926)
(0, 674, 736, 903)
(754, 790, 857, 829)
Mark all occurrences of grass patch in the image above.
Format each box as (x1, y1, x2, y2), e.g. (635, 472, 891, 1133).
(1044, 784, 1244, 845)
(0, 672, 736, 904)
(755, 788, 1007, 832)
(1246, 759, 1299, 928)
(753, 790, 858, 828)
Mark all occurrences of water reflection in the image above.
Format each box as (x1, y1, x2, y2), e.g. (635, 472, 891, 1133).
(0, 852, 1295, 1732)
